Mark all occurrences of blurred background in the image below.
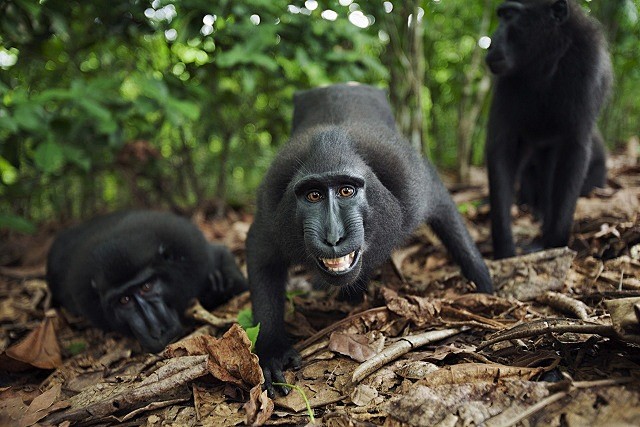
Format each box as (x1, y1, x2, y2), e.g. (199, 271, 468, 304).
(1, 0, 639, 230)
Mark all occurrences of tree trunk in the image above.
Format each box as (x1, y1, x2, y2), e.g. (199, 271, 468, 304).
(456, 0, 492, 184)
(381, 0, 425, 154)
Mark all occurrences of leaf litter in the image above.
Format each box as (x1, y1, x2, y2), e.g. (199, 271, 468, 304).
(0, 156, 639, 426)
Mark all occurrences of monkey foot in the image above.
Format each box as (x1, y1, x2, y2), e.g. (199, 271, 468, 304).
(260, 347, 302, 398)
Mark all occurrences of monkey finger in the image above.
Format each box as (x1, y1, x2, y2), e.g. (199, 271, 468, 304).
(272, 369, 290, 396)
(262, 367, 276, 398)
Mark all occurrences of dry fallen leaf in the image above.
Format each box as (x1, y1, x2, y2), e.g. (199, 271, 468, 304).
(605, 297, 640, 343)
(489, 247, 576, 300)
(243, 384, 274, 426)
(381, 288, 442, 327)
(166, 323, 263, 388)
(5, 310, 61, 369)
(384, 379, 549, 426)
(18, 384, 69, 427)
(328, 332, 377, 363)
(350, 384, 378, 407)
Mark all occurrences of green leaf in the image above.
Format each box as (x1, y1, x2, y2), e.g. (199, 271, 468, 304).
(34, 140, 65, 174)
(61, 144, 91, 172)
(237, 308, 255, 330)
(165, 98, 200, 125)
(0, 156, 18, 184)
(0, 214, 36, 234)
(237, 309, 260, 351)
(77, 98, 117, 134)
(13, 103, 46, 132)
(245, 324, 260, 352)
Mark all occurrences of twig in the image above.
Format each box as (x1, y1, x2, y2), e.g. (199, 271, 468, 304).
(477, 318, 615, 350)
(352, 328, 460, 384)
(538, 291, 591, 320)
(442, 306, 507, 330)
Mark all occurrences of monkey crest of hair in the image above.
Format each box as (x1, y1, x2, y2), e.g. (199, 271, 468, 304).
(485, 0, 613, 259)
(47, 210, 247, 353)
(247, 83, 493, 396)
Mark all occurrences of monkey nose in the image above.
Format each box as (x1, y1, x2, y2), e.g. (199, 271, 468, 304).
(325, 232, 344, 247)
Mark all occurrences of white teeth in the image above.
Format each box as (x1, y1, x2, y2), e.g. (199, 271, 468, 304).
(320, 251, 356, 272)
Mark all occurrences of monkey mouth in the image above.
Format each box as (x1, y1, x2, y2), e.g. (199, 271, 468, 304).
(318, 250, 359, 275)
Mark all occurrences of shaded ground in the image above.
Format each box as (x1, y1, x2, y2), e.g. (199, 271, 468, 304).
(1, 155, 639, 426)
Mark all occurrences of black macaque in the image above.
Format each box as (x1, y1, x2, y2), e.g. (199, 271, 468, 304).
(247, 83, 493, 396)
(485, 0, 612, 259)
(47, 210, 247, 353)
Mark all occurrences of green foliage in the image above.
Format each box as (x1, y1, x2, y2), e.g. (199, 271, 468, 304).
(0, 214, 36, 234)
(1, 0, 639, 223)
(237, 308, 260, 351)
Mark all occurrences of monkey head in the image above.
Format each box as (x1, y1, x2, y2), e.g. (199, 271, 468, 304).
(89, 238, 209, 353)
(486, 0, 571, 76)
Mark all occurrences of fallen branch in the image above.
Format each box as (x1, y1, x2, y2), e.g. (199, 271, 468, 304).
(44, 355, 209, 425)
(477, 318, 615, 350)
(352, 328, 460, 384)
(537, 291, 591, 320)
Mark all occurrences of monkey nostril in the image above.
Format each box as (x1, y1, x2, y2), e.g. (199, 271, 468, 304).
(325, 235, 344, 247)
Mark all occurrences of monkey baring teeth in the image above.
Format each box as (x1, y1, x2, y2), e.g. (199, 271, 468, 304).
(247, 83, 494, 397)
(319, 250, 358, 273)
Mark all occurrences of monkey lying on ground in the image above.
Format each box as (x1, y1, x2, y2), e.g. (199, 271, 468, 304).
(47, 210, 247, 353)
(485, 0, 612, 259)
(246, 83, 493, 396)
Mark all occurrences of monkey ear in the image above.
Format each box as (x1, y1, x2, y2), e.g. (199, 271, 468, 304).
(551, 0, 569, 24)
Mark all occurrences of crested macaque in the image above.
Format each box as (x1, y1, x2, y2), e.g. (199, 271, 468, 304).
(47, 210, 247, 353)
(485, 0, 612, 259)
(247, 83, 494, 396)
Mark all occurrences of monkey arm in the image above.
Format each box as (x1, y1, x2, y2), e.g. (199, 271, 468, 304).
(246, 230, 301, 397)
(201, 244, 247, 307)
(427, 174, 493, 294)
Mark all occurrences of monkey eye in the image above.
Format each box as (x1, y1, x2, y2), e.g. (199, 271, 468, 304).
(119, 295, 131, 305)
(338, 185, 355, 198)
(140, 281, 154, 293)
(306, 191, 323, 203)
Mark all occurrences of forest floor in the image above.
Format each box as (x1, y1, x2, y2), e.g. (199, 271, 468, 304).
(1, 154, 639, 426)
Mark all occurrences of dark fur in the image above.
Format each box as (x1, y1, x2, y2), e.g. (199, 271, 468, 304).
(47, 210, 247, 352)
(486, 0, 612, 259)
(247, 84, 493, 396)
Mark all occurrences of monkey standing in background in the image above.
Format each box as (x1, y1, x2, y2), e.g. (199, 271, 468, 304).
(247, 83, 494, 396)
(485, 0, 612, 259)
(47, 210, 247, 353)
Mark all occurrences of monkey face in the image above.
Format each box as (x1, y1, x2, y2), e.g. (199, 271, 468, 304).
(97, 268, 184, 353)
(294, 173, 367, 286)
(486, 0, 571, 76)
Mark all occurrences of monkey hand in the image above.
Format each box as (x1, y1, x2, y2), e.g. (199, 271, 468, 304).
(259, 346, 302, 398)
